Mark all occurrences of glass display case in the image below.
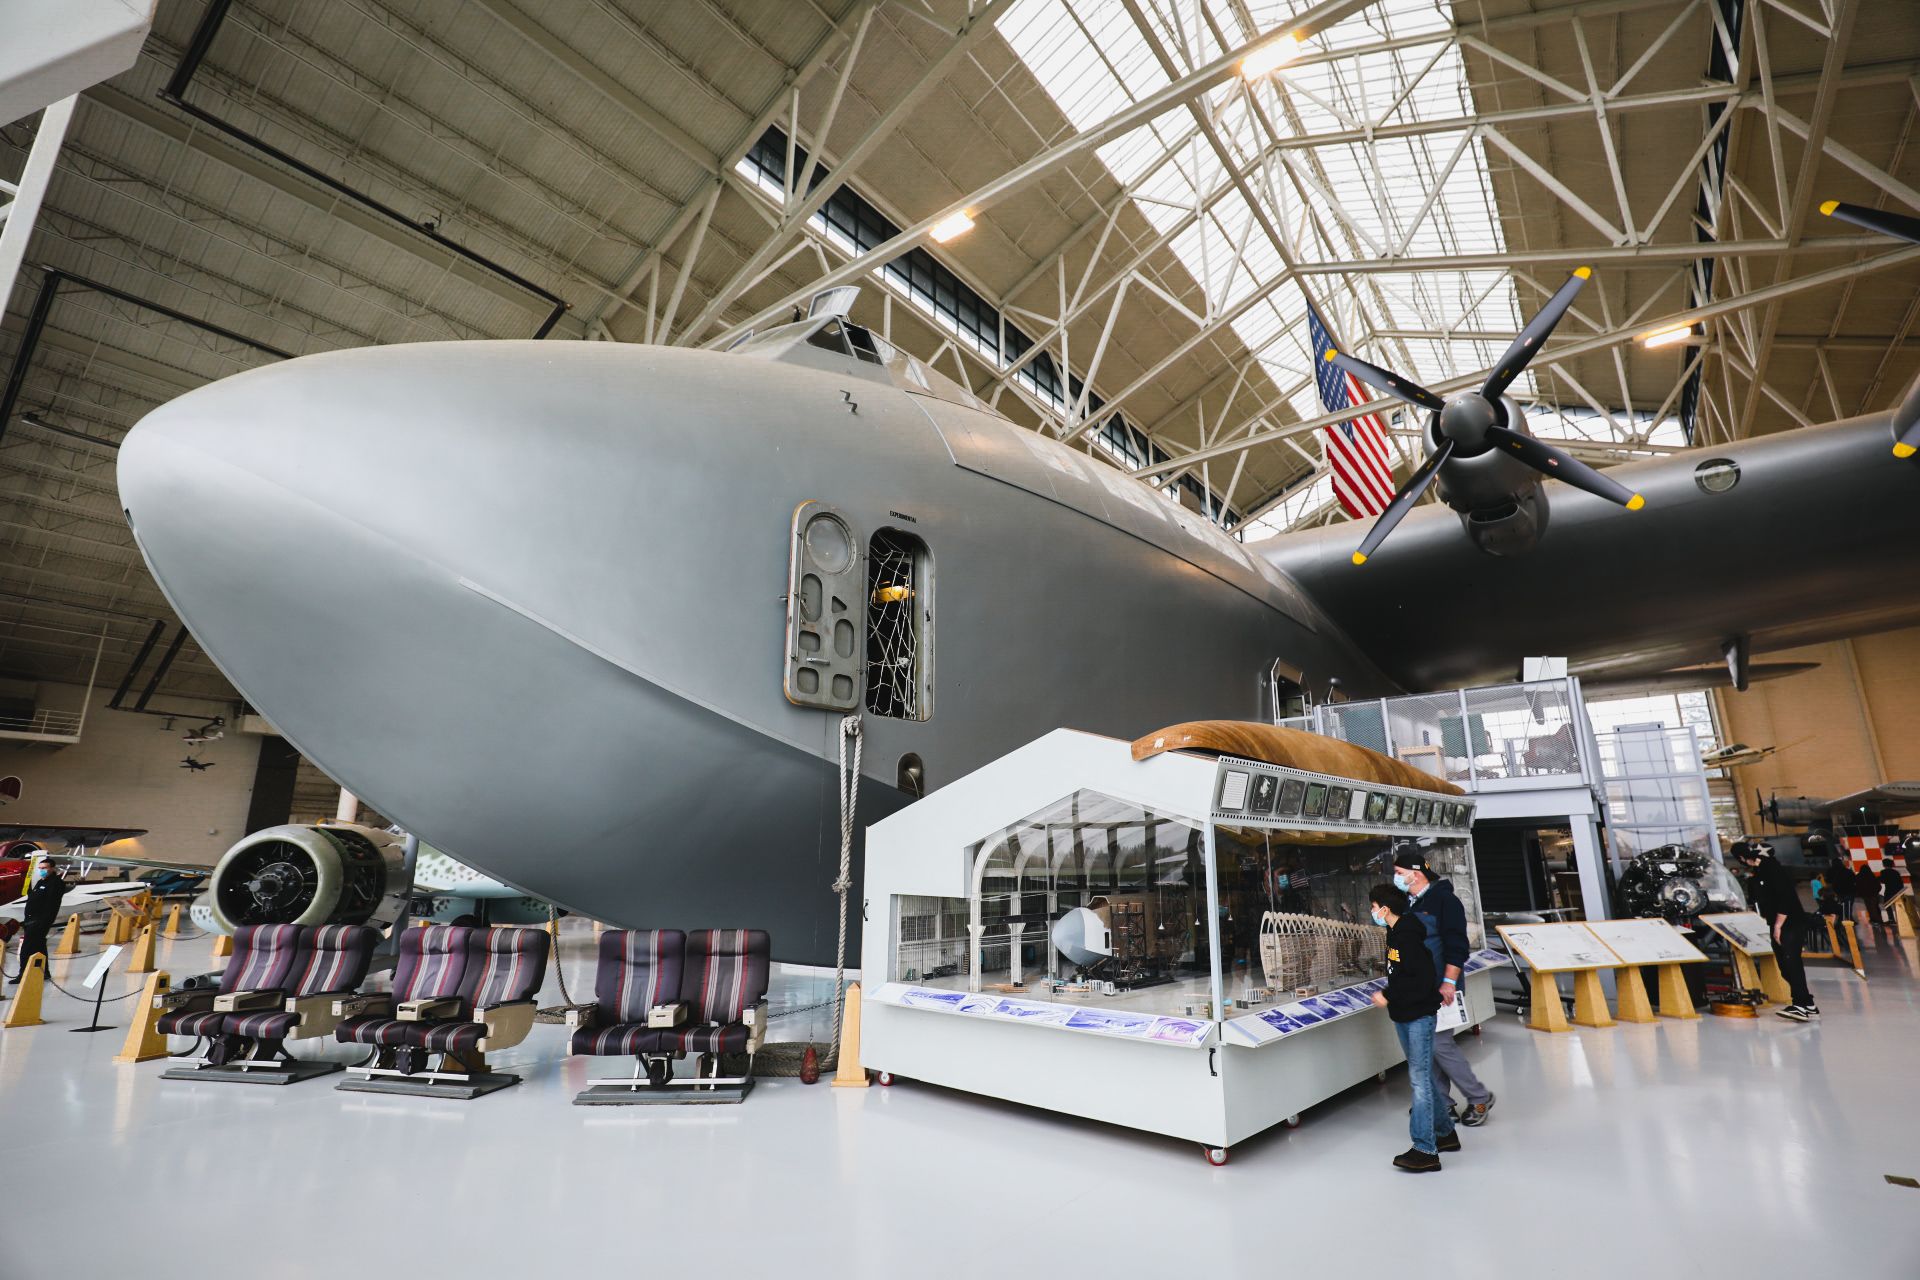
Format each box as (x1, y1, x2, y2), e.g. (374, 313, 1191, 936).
(861, 726, 1504, 1159)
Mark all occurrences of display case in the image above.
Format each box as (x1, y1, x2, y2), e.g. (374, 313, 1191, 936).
(861, 726, 1505, 1162)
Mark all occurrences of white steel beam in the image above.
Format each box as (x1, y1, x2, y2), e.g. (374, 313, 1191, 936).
(0, 96, 75, 318)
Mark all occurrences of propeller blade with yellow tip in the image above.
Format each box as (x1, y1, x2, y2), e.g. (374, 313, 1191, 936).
(1485, 424, 1642, 508)
(1350, 438, 1454, 566)
(1326, 349, 1445, 413)
(1819, 200, 1920, 246)
(1482, 268, 1592, 400)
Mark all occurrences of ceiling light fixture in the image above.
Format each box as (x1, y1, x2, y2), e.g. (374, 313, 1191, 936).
(929, 211, 975, 243)
(1239, 34, 1301, 79)
(1640, 322, 1693, 349)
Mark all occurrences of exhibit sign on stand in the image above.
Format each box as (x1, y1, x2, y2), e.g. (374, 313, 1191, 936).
(1584, 919, 1708, 1021)
(1495, 922, 1618, 1031)
(1698, 912, 1792, 1004)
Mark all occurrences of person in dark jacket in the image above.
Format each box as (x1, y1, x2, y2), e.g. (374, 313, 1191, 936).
(1733, 839, 1815, 1020)
(1395, 844, 1495, 1127)
(1826, 860, 1858, 924)
(1859, 860, 1887, 930)
(14, 857, 68, 983)
(1878, 862, 1905, 925)
(1368, 882, 1453, 1172)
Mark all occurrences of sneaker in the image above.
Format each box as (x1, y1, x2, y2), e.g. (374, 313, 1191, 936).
(1774, 1004, 1812, 1023)
(1393, 1147, 1442, 1172)
(1436, 1130, 1461, 1153)
(1460, 1092, 1495, 1127)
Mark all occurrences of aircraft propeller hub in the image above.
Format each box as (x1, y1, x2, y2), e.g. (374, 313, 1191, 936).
(246, 860, 305, 911)
(1439, 394, 1498, 453)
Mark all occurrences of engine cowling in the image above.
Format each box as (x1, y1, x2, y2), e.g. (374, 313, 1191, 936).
(208, 822, 408, 933)
(1425, 393, 1551, 556)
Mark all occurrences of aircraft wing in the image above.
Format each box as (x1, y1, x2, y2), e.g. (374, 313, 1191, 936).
(1815, 783, 1920, 820)
(1260, 413, 1920, 693)
(0, 825, 149, 847)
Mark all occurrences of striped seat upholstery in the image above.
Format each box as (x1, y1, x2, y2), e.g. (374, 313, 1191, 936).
(393, 924, 476, 1012)
(664, 1023, 747, 1055)
(682, 929, 771, 1027)
(569, 929, 685, 1058)
(289, 924, 380, 997)
(418, 1021, 486, 1053)
(335, 1016, 418, 1047)
(223, 924, 306, 997)
(225, 1010, 300, 1039)
(470, 927, 549, 1008)
(158, 1009, 228, 1037)
(161, 924, 305, 1042)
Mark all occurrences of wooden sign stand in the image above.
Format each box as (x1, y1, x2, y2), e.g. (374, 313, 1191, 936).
(1654, 963, 1699, 1019)
(1526, 973, 1570, 1032)
(1569, 969, 1614, 1028)
(1613, 966, 1657, 1023)
(1730, 950, 1792, 1004)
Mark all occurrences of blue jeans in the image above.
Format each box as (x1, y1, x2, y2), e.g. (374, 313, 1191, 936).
(1393, 1015, 1453, 1154)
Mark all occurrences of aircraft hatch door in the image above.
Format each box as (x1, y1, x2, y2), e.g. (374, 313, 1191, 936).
(784, 501, 865, 712)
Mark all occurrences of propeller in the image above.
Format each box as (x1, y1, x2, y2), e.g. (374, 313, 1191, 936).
(1819, 200, 1920, 457)
(1326, 266, 1643, 565)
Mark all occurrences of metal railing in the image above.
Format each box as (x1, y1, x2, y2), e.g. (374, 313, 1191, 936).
(0, 708, 85, 737)
(1285, 678, 1594, 793)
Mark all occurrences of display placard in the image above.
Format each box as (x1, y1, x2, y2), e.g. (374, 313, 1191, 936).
(1495, 923, 1617, 972)
(872, 984, 1212, 1047)
(1699, 911, 1774, 956)
(1584, 918, 1709, 966)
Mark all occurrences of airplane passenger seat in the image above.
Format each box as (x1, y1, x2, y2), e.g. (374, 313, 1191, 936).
(156, 922, 379, 1085)
(569, 927, 770, 1104)
(333, 923, 549, 1099)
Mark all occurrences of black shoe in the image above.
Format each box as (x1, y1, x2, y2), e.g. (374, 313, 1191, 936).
(1774, 1004, 1812, 1022)
(1393, 1147, 1442, 1172)
(1460, 1092, 1494, 1127)
(1436, 1130, 1461, 1153)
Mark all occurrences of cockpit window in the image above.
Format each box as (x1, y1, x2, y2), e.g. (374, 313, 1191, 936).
(805, 319, 854, 357)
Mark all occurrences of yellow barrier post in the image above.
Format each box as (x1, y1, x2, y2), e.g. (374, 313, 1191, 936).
(830, 982, 869, 1087)
(211, 932, 233, 959)
(3, 954, 46, 1027)
(1654, 963, 1699, 1019)
(52, 914, 82, 957)
(1613, 966, 1657, 1023)
(163, 903, 185, 938)
(115, 972, 171, 1063)
(126, 924, 157, 975)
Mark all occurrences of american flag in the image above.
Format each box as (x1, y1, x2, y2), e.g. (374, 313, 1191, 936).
(1307, 305, 1397, 519)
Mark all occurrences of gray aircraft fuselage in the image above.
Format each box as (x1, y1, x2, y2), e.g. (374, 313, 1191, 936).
(117, 326, 1920, 962)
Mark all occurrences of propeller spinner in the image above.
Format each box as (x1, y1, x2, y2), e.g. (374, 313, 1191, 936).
(1819, 199, 1920, 458)
(1326, 267, 1643, 565)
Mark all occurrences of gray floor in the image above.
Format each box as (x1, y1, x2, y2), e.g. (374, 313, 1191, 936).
(4, 919, 1918, 1278)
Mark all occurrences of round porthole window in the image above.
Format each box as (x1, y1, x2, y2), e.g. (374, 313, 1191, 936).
(1693, 457, 1740, 494)
(803, 511, 854, 574)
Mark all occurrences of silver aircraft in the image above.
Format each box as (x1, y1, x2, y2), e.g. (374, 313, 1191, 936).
(116, 260, 1920, 962)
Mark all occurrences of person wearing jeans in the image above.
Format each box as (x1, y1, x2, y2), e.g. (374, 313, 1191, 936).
(1394, 844, 1496, 1126)
(1369, 882, 1454, 1172)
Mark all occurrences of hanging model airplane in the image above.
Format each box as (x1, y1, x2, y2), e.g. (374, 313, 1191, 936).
(115, 235, 1920, 962)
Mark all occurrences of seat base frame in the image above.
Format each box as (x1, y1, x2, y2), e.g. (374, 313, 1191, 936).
(336, 1067, 522, 1100)
(573, 1078, 755, 1105)
(160, 1057, 340, 1086)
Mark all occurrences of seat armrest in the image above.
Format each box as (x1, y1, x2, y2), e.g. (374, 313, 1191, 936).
(213, 989, 285, 1012)
(476, 1000, 537, 1051)
(646, 1001, 690, 1029)
(397, 996, 462, 1021)
(558, 1002, 598, 1030)
(157, 989, 215, 1013)
(333, 992, 392, 1019)
(745, 999, 770, 1053)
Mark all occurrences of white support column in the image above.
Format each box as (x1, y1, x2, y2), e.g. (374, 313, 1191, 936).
(336, 789, 360, 823)
(0, 95, 75, 317)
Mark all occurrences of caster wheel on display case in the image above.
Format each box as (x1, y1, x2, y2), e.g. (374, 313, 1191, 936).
(1204, 1147, 1229, 1166)
(1376, 1070, 1389, 1083)
(1285, 1114, 1301, 1129)
(877, 1071, 895, 1086)
(1471, 1024, 1483, 1037)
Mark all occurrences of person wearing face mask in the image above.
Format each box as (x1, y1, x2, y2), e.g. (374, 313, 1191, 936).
(1393, 844, 1495, 1127)
(13, 856, 67, 983)
(1368, 882, 1454, 1172)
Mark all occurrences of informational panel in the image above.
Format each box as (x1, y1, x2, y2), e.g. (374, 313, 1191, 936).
(1585, 918, 1709, 966)
(1495, 922, 1617, 972)
(1699, 912, 1774, 956)
(871, 984, 1212, 1048)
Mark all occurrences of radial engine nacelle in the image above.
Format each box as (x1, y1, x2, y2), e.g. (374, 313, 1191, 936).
(1426, 393, 1552, 557)
(207, 822, 410, 933)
